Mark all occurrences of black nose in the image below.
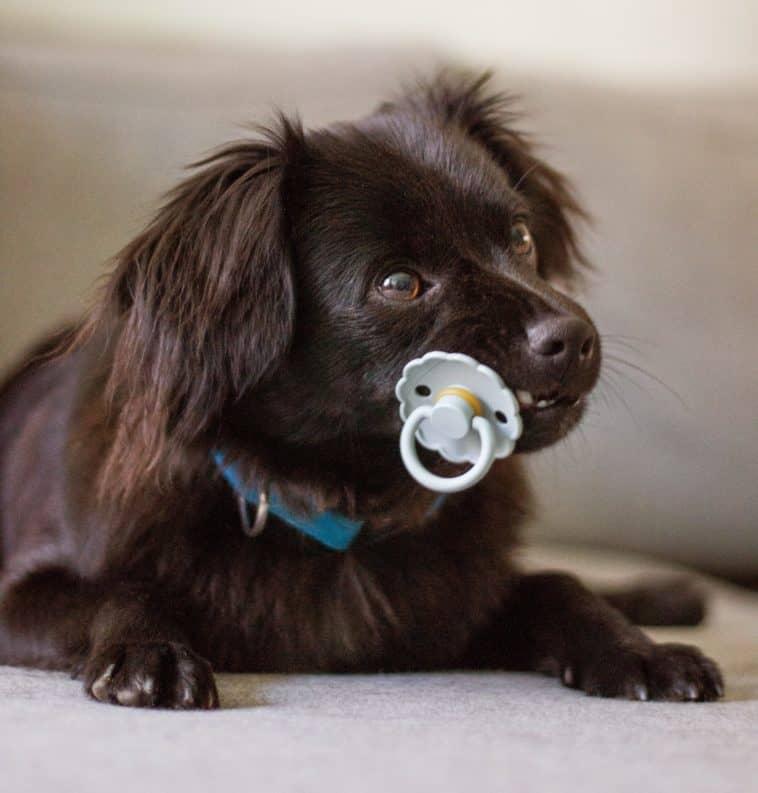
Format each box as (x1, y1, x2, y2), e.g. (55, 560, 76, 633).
(526, 315, 597, 375)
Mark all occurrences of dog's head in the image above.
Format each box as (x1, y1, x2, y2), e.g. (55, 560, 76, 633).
(100, 73, 600, 499)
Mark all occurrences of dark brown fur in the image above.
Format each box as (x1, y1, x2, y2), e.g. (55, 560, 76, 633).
(0, 73, 722, 708)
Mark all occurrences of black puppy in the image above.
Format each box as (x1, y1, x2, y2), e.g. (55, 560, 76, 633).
(0, 73, 722, 708)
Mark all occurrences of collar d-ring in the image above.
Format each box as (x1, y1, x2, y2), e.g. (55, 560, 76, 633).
(215, 451, 364, 551)
(237, 489, 269, 537)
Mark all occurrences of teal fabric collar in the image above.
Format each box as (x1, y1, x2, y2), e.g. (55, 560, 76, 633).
(213, 451, 363, 551)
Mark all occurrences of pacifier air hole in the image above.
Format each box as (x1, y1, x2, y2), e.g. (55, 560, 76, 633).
(494, 410, 507, 423)
(415, 385, 431, 397)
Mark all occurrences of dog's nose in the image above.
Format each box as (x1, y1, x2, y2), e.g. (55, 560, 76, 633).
(526, 315, 597, 376)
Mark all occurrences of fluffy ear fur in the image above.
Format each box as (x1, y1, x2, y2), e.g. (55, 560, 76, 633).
(90, 118, 302, 504)
(390, 72, 589, 285)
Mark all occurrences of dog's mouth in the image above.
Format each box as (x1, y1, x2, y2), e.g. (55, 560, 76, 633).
(514, 388, 583, 413)
(511, 385, 588, 452)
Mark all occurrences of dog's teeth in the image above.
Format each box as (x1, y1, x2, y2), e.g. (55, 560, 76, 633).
(516, 390, 534, 407)
(516, 390, 561, 409)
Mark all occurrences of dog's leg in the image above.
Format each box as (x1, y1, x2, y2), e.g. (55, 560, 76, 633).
(599, 576, 706, 626)
(464, 571, 723, 700)
(0, 567, 218, 709)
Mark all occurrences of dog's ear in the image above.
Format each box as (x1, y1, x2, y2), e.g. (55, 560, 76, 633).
(392, 72, 589, 286)
(93, 118, 303, 503)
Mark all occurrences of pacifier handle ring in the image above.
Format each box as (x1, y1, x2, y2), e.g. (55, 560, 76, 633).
(399, 406, 497, 493)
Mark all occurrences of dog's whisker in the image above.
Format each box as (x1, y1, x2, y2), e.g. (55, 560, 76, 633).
(511, 161, 540, 194)
(592, 376, 620, 413)
(601, 332, 655, 347)
(595, 374, 642, 430)
(603, 355, 687, 409)
(565, 423, 592, 461)
(600, 336, 648, 358)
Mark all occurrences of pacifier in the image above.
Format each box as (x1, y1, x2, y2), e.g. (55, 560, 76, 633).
(395, 352, 523, 493)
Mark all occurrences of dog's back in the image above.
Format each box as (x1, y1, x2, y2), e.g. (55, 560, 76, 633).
(0, 329, 81, 564)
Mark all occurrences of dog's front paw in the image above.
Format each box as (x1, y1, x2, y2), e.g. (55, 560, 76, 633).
(84, 641, 219, 709)
(561, 642, 724, 702)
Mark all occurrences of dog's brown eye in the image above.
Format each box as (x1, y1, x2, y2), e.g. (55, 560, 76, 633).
(379, 271, 422, 301)
(510, 222, 533, 256)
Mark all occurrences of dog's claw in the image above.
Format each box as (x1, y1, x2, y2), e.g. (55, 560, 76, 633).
(90, 662, 115, 703)
(633, 683, 649, 701)
(567, 641, 723, 702)
(84, 641, 218, 710)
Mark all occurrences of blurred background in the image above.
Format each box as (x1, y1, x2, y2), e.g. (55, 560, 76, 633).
(1, 2, 756, 579)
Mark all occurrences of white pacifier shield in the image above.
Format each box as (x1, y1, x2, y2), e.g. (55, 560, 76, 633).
(395, 352, 523, 493)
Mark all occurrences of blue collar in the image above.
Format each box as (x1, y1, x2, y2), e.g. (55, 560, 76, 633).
(213, 451, 363, 551)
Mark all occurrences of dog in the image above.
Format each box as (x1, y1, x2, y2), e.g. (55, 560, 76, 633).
(0, 73, 722, 708)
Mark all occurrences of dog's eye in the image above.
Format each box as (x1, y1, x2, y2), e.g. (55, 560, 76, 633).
(378, 271, 422, 301)
(510, 222, 534, 257)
